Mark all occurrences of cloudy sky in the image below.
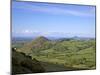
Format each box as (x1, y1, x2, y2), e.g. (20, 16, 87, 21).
(12, 1, 96, 38)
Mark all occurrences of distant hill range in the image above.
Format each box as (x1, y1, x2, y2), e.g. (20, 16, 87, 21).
(16, 36, 95, 54)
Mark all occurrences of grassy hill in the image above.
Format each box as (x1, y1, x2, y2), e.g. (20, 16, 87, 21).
(17, 36, 55, 54)
(13, 36, 96, 73)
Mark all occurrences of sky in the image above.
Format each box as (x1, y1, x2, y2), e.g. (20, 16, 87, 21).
(12, 1, 96, 38)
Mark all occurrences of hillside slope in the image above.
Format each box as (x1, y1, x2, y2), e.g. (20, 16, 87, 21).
(17, 36, 55, 54)
(12, 48, 45, 74)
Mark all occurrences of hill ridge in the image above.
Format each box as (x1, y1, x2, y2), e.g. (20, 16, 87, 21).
(17, 36, 51, 54)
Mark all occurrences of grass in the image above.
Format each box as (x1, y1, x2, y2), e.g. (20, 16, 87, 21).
(13, 37, 96, 72)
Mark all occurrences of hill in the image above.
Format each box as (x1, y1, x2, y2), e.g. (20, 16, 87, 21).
(13, 36, 96, 72)
(17, 36, 54, 55)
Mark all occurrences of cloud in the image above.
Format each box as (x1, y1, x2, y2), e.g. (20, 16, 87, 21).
(12, 1, 95, 17)
(24, 30, 33, 33)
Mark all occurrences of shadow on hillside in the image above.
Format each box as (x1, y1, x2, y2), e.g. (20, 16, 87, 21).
(12, 48, 45, 75)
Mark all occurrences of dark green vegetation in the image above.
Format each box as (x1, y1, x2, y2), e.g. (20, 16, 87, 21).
(12, 48, 45, 74)
(12, 36, 96, 74)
